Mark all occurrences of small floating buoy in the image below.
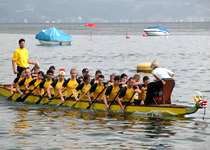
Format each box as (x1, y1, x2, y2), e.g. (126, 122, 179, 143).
(137, 62, 152, 73)
(126, 36, 130, 39)
(142, 34, 147, 37)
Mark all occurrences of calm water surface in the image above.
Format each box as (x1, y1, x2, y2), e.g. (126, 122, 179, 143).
(0, 23, 210, 149)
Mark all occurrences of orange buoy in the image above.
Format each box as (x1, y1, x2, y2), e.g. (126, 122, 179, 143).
(126, 36, 130, 39)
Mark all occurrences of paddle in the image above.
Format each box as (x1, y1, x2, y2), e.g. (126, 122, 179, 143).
(123, 92, 136, 110)
(57, 93, 74, 107)
(43, 89, 67, 105)
(16, 84, 40, 102)
(108, 89, 121, 108)
(7, 92, 15, 100)
(86, 87, 106, 109)
(35, 91, 47, 104)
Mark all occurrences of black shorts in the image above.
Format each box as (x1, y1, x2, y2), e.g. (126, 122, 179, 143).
(17, 66, 28, 77)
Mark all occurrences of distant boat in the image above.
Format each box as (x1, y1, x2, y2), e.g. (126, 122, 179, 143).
(144, 26, 169, 36)
(35, 27, 72, 45)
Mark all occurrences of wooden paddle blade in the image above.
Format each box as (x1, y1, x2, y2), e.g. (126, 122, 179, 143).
(35, 98, 42, 104)
(7, 95, 13, 100)
(86, 105, 91, 109)
(57, 103, 63, 107)
(19, 93, 30, 102)
(16, 96, 23, 102)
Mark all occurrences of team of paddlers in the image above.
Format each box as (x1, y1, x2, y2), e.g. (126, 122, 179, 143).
(11, 39, 175, 110)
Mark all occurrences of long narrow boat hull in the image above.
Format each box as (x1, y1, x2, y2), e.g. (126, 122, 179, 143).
(0, 84, 200, 116)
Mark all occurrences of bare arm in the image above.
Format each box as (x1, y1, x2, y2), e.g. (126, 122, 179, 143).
(16, 84, 24, 95)
(47, 85, 53, 98)
(25, 84, 31, 91)
(154, 74, 166, 85)
(10, 82, 15, 96)
(134, 88, 141, 94)
(12, 60, 18, 74)
(37, 87, 42, 95)
(117, 97, 124, 111)
(103, 95, 109, 110)
(28, 60, 37, 65)
(86, 91, 91, 102)
(59, 86, 65, 103)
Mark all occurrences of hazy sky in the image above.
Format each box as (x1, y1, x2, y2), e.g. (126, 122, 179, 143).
(1, 0, 210, 22)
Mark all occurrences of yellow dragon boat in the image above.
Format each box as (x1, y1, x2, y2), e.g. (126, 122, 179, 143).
(0, 84, 207, 116)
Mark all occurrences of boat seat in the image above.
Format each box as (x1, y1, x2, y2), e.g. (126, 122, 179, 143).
(162, 79, 175, 104)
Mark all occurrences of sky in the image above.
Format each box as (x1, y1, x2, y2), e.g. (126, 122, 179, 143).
(1, 0, 210, 23)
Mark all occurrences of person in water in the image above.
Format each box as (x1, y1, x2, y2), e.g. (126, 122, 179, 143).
(145, 61, 175, 105)
(12, 38, 38, 77)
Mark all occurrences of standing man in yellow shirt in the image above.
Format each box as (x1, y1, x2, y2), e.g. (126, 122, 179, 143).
(12, 38, 37, 77)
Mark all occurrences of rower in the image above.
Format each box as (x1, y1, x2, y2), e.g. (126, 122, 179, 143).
(47, 69, 66, 102)
(10, 69, 26, 96)
(31, 65, 40, 79)
(87, 75, 107, 103)
(38, 69, 54, 97)
(12, 38, 38, 77)
(120, 73, 128, 87)
(59, 69, 81, 103)
(103, 76, 121, 110)
(78, 68, 89, 82)
(136, 76, 150, 105)
(25, 71, 44, 95)
(90, 70, 102, 99)
(16, 68, 33, 95)
(48, 66, 56, 79)
(73, 75, 91, 103)
(117, 77, 141, 111)
(90, 70, 102, 85)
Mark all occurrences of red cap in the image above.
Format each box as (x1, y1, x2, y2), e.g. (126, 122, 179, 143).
(59, 68, 65, 72)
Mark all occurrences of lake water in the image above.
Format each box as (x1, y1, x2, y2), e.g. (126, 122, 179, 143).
(0, 22, 210, 149)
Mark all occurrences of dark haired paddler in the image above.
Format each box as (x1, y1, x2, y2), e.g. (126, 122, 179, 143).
(25, 71, 44, 95)
(73, 75, 91, 105)
(12, 38, 38, 77)
(78, 68, 89, 82)
(38, 69, 54, 97)
(87, 75, 107, 103)
(103, 76, 121, 110)
(117, 77, 141, 111)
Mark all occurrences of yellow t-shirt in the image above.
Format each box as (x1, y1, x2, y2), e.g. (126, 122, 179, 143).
(63, 78, 79, 97)
(119, 86, 136, 102)
(29, 79, 44, 95)
(18, 77, 33, 92)
(12, 48, 29, 68)
(138, 85, 147, 101)
(52, 79, 66, 97)
(40, 79, 54, 96)
(107, 85, 120, 101)
(76, 83, 91, 101)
